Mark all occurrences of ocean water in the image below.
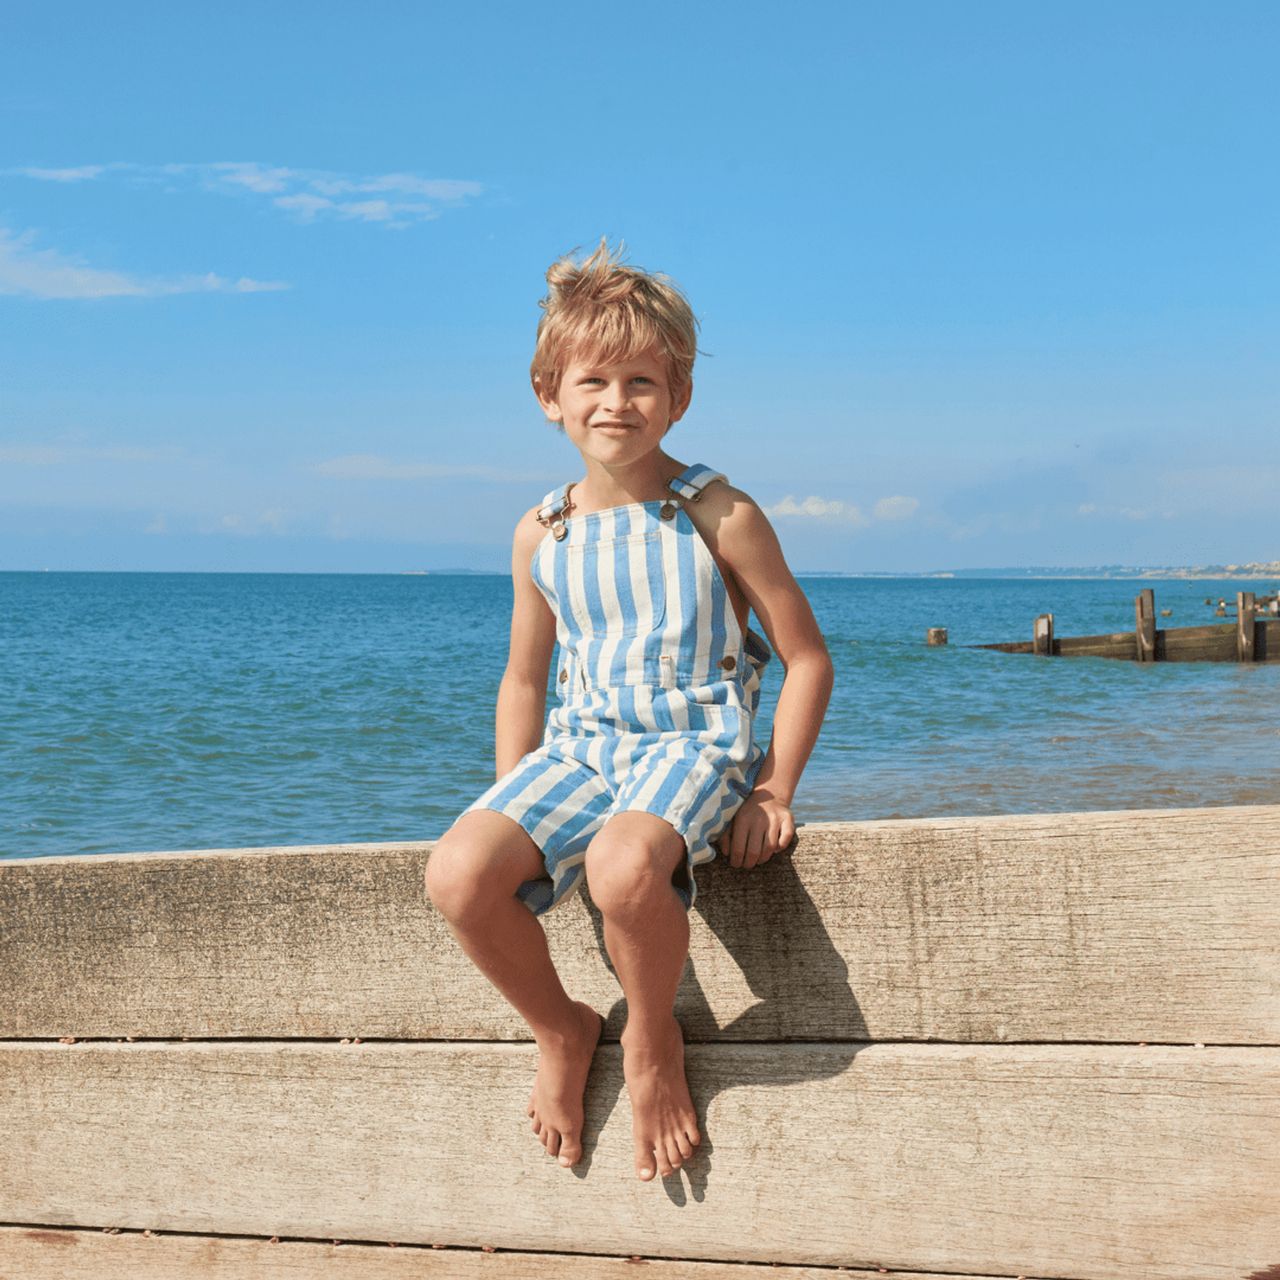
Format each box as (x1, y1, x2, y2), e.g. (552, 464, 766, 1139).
(2, 571, 1277, 860)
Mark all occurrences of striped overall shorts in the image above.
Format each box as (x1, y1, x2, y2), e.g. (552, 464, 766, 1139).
(457, 461, 772, 917)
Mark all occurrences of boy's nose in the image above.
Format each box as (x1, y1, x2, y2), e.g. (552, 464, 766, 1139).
(602, 383, 632, 411)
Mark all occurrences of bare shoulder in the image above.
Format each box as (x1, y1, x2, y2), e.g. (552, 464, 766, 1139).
(513, 502, 548, 558)
(694, 476, 827, 668)
(511, 502, 553, 584)
(688, 477, 778, 557)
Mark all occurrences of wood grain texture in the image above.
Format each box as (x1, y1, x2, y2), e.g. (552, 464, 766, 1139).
(3, 806, 1278, 1044)
(3, 1041, 1277, 1279)
(1135, 589, 1155, 663)
(0, 1226, 1011, 1280)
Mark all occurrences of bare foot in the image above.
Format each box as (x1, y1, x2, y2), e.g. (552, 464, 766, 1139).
(526, 1000, 604, 1168)
(621, 1015, 701, 1181)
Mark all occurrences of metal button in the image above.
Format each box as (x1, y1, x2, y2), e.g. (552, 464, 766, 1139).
(720, 654, 736, 670)
(559, 668, 568, 683)
(659, 501, 677, 520)
(552, 521, 567, 540)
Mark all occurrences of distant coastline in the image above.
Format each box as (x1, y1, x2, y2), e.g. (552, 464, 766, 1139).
(402, 562, 1280, 581)
(6, 563, 1277, 580)
(796, 563, 1280, 580)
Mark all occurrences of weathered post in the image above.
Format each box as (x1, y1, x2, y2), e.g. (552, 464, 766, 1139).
(1135, 589, 1157, 662)
(1237, 592, 1256, 662)
(926, 627, 948, 646)
(1033, 613, 1054, 656)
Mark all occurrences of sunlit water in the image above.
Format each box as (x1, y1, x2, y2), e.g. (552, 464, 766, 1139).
(2, 571, 1276, 859)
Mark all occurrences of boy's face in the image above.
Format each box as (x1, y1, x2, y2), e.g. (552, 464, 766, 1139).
(536, 344, 692, 464)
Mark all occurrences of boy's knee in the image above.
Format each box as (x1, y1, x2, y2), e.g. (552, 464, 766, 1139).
(424, 835, 492, 921)
(586, 833, 685, 919)
(425, 818, 543, 921)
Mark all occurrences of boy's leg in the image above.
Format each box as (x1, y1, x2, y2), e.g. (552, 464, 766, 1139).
(584, 811, 702, 1182)
(426, 809, 603, 1167)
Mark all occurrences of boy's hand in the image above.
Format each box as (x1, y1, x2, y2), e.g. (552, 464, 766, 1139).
(715, 790, 796, 869)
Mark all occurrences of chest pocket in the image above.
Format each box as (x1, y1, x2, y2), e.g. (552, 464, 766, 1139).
(562, 529, 669, 639)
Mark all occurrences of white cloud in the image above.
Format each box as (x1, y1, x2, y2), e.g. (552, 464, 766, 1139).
(1075, 502, 1171, 521)
(273, 193, 334, 220)
(13, 161, 484, 229)
(204, 162, 296, 194)
(14, 165, 106, 182)
(872, 495, 919, 521)
(213, 508, 290, 535)
(0, 443, 186, 465)
(765, 495, 870, 526)
(313, 454, 542, 483)
(0, 227, 290, 300)
(766, 492, 922, 527)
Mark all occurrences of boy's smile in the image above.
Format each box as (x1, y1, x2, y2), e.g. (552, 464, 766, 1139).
(536, 345, 692, 473)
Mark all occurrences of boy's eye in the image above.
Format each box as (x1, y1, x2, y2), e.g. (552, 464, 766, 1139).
(577, 373, 657, 386)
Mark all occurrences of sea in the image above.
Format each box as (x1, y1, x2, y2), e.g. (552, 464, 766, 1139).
(2, 570, 1277, 860)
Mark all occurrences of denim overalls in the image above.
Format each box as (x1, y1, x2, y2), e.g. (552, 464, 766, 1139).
(457, 462, 772, 915)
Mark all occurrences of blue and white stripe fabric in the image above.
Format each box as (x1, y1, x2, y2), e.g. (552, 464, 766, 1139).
(456, 461, 772, 916)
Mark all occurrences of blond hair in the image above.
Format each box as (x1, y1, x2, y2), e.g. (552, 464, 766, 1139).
(530, 237, 700, 416)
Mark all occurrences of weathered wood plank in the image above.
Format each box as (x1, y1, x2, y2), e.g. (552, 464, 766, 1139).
(979, 620, 1280, 662)
(0, 1226, 1008, 1280)
(4, 806, 1278, 1044)
(2, 1042, 1276, 1280)
(1157, 629, 1239, 661)
(1033, 612, 1054, 655)
(1054, 632, 1142, 658)
(1135, 589, 1155, 662)
(1259, 618, 1278, 661)
(1239, 592, 1257, 661)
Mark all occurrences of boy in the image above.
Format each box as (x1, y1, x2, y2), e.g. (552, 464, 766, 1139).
(427, 239, 833, 1182)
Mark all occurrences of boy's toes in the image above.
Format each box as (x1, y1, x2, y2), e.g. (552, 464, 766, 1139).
(664, 1138, 685, 1170)
(543, 1127, 562, 1158)
(556, 1131, 582, 1167)
(634, 1139, 657, 1180)
(674, 1130, 695, 1160)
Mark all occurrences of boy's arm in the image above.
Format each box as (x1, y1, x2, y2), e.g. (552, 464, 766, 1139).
(493, 507, 558, 778)
(702, 483, 835, 866)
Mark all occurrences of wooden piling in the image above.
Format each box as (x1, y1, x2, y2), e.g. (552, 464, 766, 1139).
(1237, 591, 1256, 662)
(926, 627, 948, 646)
(1033, 613, 1054, 656)
(1135, 588, 1156, 662)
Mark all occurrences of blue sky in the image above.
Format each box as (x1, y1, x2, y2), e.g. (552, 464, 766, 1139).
(2, 1, 1276, 574)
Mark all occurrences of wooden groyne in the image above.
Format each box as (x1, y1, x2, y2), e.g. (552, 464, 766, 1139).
(3, 808, 1280, 1278)
(973, 588, 1280, 661)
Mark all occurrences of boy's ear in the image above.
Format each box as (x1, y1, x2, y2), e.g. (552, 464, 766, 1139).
(532, 375, 562, 423)
(669, 375, 693, 425)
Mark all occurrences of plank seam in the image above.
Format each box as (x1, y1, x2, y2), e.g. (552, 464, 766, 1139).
(2, 1037, 1274, 1047)
(0, 1222, 1093, 1279)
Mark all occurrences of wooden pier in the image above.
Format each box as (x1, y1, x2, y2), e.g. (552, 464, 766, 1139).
(3, 808, 1280, 1278)
(974, 587, 1280, 662)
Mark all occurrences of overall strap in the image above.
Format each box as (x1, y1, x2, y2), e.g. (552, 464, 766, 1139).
(668, 463, 728, 502)
(536, 482, 573, 523)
